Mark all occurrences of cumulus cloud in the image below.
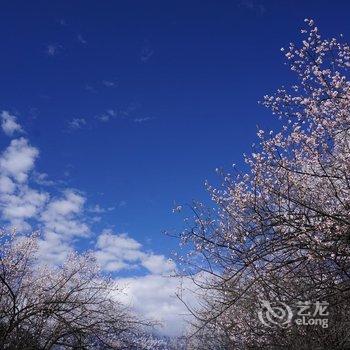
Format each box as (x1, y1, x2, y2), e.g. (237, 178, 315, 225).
(0, 135, 175, 278)
(141, 254, 176, 274)
(95, 230, 144, 272)
(0, 139, 47, 230)
(1, 111, 23, 136)
(41, 190, 89, 238)
(95, 230, 176, 274)
(95, 229, 196, 336)
(0, 137, 88, 259)
(0, 129, 189, 336)
(2, 187, 48, 222)
(0, 176, 15, 194)
(0, 187, 48, 232)
(116, 274, 197, 336)
(37, 231, 74, 265)
(0, 138, 39, 183)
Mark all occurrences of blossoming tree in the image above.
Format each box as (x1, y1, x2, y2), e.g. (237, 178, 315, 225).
(180, 20, 350, 349)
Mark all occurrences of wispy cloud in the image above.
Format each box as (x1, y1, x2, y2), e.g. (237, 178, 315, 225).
(68, 118, 87, 130)
(45, 44, 63, 57)
(97, 114, 110, 122)
(85, 80, 118, 93)
(32, 171, 55, 186)
(68, 104, 155, 131)
(77, 34, 87, 44)
(140, 40, 154, 63)
(238, 0, 266, 15)
(118, 200, 127, 208)
(96, 109, 118, 123)
(88, 204, 115, 213)
(85, 84, 97, 93)
(133, 116, 154, 124)
(102, 80, 118, 87)
(57, 18, 67, 26)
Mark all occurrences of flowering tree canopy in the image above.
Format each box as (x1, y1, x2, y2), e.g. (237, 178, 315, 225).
(180, 20, 350, 349)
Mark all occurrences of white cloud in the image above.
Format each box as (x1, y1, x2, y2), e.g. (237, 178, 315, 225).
(1, 111, 23, 136)
(2, 187, 48, 220)
(0, 184, 48, 232)
(95, 230, 176, 274)
(37, 231, 73, 265)
(141, 254, 176, 275)
(96, 109, 118, 123)
(45, 190, 85, 216)
(0, 176, 15, 193)
(95, 230, 144, 272)
(36, 190, 89, 264)
(0, 138, 88, 257)
(0, 132, 191, 336)
(41, 190, 89, 238)
(33, 172, 55, 186)
(0, 136, 176, 276)
(0, 138, 39, 183)
(89, 204, 106, 213)
(115, 274, 196, 337)
(88, 204, 115, 214)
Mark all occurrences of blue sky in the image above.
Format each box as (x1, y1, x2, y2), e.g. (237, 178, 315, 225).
(1, 0, 349, 336)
